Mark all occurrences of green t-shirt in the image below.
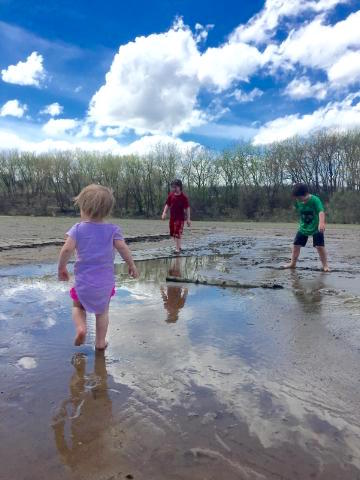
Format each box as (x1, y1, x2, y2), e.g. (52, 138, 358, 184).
(295, 195, 324, 236)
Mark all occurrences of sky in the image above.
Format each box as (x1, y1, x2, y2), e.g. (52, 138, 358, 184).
(0, 0, 359, 154)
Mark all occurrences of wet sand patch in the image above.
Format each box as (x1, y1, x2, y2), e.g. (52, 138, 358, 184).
(1, 228, 360, 479)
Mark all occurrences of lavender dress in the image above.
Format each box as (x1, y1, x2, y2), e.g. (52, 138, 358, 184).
(66, 222, 124, 314)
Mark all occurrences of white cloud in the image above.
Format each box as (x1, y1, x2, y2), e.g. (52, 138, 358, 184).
(284, 77, 327, 100)
(231, 87, 264, 103)
(42, 118, 79, 137)
(89, 21, 204, 136)
(40, 102, 63, 117)
(198, 42, 264, 91)
(194, 22, 214, 43)
(328, 50, 360, 87)
(0, 99, 27, 118)
(121, 134, 199, 155)
(274, 11, 360, 74)
(0, 123, 198, 155)
(89, 20, 266, 135)
(1, 51, 46, 87)
(254, 93, 360, 144)
(231, 0, 350, 45)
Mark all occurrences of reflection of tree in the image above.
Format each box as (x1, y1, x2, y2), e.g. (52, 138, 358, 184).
(52, 351, 112, 472)
(115, 255, 220, 284)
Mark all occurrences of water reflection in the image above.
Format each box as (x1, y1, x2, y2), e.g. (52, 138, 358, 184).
(160, 258, 188, 323)
(290, 272, 326, 314)
(160, 286, 188, 323)
(52, 351, 112, 472)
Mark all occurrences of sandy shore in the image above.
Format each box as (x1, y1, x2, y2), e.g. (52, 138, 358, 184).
(1, 218, 360, 479)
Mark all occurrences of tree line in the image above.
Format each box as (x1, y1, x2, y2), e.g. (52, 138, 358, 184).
(1, 129, 360, 223)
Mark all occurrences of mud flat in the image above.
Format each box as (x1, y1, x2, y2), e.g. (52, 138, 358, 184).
(1, 220, 360, 479)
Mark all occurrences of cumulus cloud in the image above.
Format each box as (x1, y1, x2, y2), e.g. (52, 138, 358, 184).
(231, 0, 350, 45)
(253, 93, 360, 144)
(89, 21, 204, 136)
(231, 87, 264, 103)
(42, 118, 79, 137)
(198, 42, 264, 91)
(0, 99, 27, 118)
(1, 51, 46, 87)
(89, 20, 267, 135)
(284, 77, 327, 100)
(40, 102, 63, 117)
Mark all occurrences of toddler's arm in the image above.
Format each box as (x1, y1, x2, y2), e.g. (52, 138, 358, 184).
(161, 204, 169, 220)
(58, 236, 76, 281)
(114, 240, 139, 278)
(319, 211, 326, 232)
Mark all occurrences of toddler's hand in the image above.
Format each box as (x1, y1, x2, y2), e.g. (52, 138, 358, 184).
(129, 264, 139, 278)
(58, 267, 70, 281)
(161, 214, 166, 221)
(319, 223, 326, 233)
(187, 220, 191, 227)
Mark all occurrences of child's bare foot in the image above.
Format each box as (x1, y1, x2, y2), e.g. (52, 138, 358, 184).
(323, 265, 331, 272)
(95, 341, 108, 351)
(283, 263, 296, 269)
(74, 328, 86, 346)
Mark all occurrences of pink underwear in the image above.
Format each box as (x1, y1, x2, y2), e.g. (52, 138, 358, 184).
(69, 286, 116, 302)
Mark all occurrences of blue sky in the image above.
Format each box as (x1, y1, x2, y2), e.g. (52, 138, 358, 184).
(0, 0, 359, 154)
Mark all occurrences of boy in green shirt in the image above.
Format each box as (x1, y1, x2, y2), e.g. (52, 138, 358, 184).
(284, 183, 330, 272)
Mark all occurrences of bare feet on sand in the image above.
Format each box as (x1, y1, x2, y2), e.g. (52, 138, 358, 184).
(323, 265, 331, 272)
(283, 263, 296, 269)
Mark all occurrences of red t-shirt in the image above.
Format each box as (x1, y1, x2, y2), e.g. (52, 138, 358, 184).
(166, 192, 189, 221)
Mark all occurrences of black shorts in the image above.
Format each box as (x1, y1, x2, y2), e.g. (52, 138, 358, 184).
(294, 231, 325, 247)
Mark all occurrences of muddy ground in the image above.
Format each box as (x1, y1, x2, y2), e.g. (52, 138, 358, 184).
(1, 217, 360, 479)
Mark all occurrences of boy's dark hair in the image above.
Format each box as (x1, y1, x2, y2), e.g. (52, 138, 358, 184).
(292, 183, 309, 197)
(171, 179, 183, 191)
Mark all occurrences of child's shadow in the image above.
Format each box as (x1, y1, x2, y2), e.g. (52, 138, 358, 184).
(52, 351, 113, 472)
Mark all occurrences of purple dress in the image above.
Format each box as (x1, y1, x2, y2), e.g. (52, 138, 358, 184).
(66, 222, 124, 314)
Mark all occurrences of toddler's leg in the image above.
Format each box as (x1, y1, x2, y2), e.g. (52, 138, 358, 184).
(95, 309, 109, 350)
(72, 306, 87, 346)
(316, 246, 330, 272)
(284, 245, 301, 269)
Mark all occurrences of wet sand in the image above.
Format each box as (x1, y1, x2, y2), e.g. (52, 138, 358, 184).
(1, 219, 360, 479)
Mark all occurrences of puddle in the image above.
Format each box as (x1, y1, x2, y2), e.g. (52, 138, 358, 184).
(1, 253, 360, 479)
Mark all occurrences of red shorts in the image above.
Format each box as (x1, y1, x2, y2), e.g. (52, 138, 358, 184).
(169, 218, 184, 239)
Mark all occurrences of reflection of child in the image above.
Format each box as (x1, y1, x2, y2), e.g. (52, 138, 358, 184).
(58, 184, 138, 349)
(160, 285, 188, 323)
(52, 351, 112, 471)
(161, 179, 191, 254)
(161, 257, 188, 323)
(284, 183, 330, 272)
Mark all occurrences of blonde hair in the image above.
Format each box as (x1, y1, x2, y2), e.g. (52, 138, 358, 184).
(74, 184, 114, 220)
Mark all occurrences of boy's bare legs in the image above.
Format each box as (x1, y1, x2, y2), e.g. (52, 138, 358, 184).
(316, 246, 330, 272)
(283, 245, 301, 269)
(72, 306, 87, 346)
(95, 309, 109, 350)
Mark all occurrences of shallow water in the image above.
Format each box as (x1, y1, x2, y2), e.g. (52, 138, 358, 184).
(1, 252, 360, 480)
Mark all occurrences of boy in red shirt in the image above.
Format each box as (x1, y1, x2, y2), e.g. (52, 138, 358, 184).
(161, 179, 191, 254)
